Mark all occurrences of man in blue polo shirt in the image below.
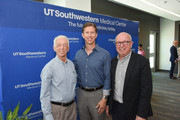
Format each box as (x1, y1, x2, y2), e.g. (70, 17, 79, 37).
(74, 22, 111, 120)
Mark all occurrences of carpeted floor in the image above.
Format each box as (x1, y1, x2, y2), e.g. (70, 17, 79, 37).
(106, 71, 180, 120)
(148, 71, 180, 120)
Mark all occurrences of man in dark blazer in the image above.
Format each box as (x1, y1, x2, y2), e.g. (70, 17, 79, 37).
(169, 40, 178, 79)
(106, 32, 153, 120)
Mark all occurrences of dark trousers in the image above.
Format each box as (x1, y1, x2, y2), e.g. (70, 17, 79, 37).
(170, 61, 175, 77)
(112, 100, 128, 120)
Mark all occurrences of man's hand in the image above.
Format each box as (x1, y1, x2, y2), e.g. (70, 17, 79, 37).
(175, 60, 178, 63)
(96, 98, 107, 114)
(135, 115, 146, 120)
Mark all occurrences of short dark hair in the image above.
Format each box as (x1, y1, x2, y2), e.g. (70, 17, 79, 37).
(138, 44, 143, 47)
(82, 22, 97, 33)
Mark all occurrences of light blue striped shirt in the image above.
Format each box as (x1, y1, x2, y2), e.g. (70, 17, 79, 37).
(40, 56, 77, 120)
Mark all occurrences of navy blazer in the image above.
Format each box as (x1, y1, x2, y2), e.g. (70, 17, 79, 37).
(170, 45, 178, 62)
(108, 52, 153, 119)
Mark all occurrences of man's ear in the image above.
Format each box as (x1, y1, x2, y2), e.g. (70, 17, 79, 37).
(131, 41, 134, 45)
(95, 33, 98, 39)
(82, 33, 84, 39)
(67, 46, 70, 52)
(53, 46, 56, 52)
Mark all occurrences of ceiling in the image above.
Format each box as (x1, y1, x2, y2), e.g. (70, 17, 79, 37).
(108, 0, 180, 21)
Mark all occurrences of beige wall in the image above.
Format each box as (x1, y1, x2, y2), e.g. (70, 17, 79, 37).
(159, 18, 175, 70)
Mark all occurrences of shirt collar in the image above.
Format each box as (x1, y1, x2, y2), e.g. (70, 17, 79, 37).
(82, 44, 100, 52)
(55, 55, 68, 64)
(117, 51, 132, 60)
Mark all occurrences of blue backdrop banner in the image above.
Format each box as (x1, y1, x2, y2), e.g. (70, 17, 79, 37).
(0, 0, 139, 119)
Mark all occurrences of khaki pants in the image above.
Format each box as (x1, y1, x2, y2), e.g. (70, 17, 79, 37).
(51, 102, 77, 120)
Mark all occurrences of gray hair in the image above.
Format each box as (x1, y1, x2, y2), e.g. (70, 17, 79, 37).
(53, 35, 69, 47)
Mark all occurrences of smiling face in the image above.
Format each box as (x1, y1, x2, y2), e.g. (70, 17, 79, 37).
(82, 26, 97, 46)
(53, 36, 69, 60)
(115, 32, 133, 59)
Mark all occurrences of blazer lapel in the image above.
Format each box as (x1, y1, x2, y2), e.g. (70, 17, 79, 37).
(112, 57, 118, 86)
(123, 52, 136, 91)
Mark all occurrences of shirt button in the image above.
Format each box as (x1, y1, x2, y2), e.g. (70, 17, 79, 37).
(86, 59, 88, 61)
(86, 65, 88, 67)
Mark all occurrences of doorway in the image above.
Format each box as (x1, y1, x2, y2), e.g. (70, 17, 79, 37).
(149, 32, 157, 72)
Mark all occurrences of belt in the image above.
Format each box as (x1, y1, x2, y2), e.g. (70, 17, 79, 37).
(80, 86, 103, 92)
(51, 99, 75, 107)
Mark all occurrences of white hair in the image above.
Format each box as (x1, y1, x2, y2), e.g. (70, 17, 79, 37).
(53, 35, 69, 47)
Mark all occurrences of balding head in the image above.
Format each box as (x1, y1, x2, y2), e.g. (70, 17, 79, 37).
(115, 32, 133, 59)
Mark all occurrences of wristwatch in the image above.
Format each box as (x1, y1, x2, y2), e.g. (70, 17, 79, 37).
(103, 95, 108, 100)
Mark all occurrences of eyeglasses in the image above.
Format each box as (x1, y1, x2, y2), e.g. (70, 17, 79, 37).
(115, 41, 131, 46)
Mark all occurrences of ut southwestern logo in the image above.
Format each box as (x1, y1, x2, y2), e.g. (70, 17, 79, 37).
(15, 81, 41, 89)
(13, 51, 46, 58)
(69, 37, 80, 43)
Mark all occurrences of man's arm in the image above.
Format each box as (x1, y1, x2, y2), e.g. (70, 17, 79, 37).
(103, 52, 111, 95)
(40, 66, 54, 120)
(96, 52, 111, 114)
(137, 59, 152, 118)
